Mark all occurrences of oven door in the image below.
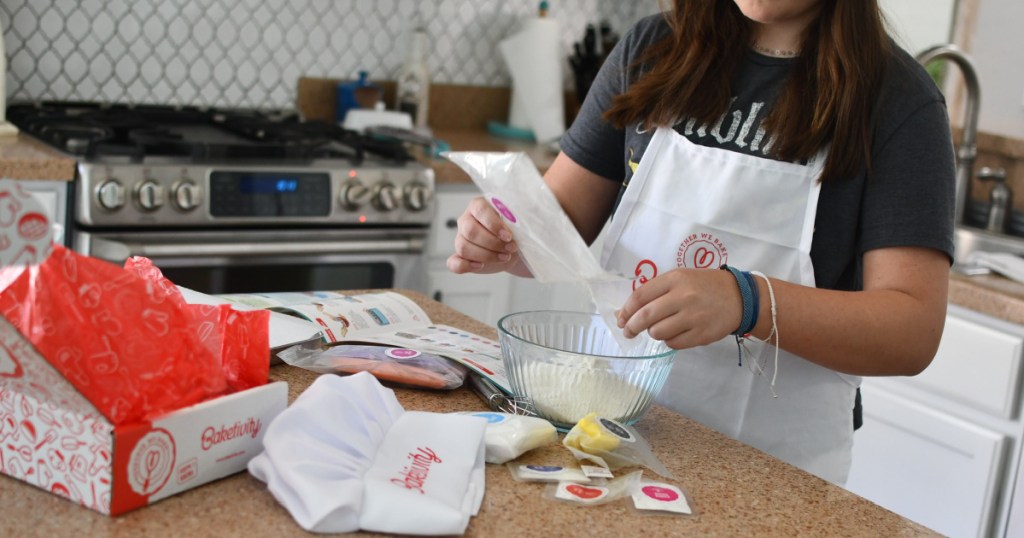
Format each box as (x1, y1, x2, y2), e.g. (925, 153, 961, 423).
(72, 228, 428, 295)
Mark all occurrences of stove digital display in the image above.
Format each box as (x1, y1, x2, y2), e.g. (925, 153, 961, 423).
(210, 171, 331, 217)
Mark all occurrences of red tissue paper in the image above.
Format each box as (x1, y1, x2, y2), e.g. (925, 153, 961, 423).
(0, 245, 269, 426)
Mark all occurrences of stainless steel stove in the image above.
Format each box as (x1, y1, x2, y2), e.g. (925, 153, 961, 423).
(9, 102, 435, 295)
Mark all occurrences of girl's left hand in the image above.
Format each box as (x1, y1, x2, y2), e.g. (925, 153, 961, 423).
(617, 267, 744, 349)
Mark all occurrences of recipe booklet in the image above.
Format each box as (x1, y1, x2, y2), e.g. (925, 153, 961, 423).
(215, 290, 512, 392)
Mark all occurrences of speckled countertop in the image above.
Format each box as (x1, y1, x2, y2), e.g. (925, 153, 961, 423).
(0, 133, 76, 181)
(0, 290, 938, 537)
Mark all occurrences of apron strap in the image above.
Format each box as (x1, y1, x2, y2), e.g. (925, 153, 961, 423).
(853, 387, 863, 430)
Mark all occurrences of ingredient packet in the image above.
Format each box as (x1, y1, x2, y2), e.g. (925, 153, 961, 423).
(444, 151, 644, 354)
(278, 343, 469, 390)
(562, 413, 674, 479)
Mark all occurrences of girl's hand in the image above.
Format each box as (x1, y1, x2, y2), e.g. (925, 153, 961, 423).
(617, 267, 744, 349)
(446, 196, 522, 275)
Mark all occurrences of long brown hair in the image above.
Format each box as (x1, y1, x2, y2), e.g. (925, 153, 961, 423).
(604, 0, 891, 183)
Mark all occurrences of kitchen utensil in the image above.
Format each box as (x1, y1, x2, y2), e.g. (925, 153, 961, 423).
(497, 310, 676, 431)
(465, 371, 535, 416)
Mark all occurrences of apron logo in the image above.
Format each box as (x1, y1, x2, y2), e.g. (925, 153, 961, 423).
(677, 233, 728, 269)
(633, 259, 658, 290)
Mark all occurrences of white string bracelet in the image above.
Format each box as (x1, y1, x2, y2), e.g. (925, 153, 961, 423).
(750, 271, 779, 396)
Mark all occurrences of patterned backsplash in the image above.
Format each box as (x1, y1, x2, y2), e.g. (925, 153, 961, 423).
(1, 0, 659, 109)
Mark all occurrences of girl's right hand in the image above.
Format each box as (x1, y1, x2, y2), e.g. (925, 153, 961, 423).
(446, 196, 522, 275)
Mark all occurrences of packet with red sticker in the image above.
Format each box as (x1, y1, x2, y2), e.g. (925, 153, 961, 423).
(0, 179, 269, 425)
(542, 470, 642, 506)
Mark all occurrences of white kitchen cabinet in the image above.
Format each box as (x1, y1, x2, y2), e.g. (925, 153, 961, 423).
(845, 304, 1024, 538)
(847, 385, 1006, 538)
(428, 269, 511, 327)
(18, 180, 69, 245)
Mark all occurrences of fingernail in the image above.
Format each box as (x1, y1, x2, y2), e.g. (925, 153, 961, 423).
(470, 261, 484, 270)
(499, 230, 512, 242)
(504, 242, 517, 253)
(498, 253, 511, 262)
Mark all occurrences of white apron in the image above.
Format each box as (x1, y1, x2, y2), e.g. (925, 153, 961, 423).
(601, 127, 859, 485)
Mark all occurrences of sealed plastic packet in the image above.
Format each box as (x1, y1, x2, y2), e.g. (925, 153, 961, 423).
(543, 470, 643, 507)
(631, 478, 698, 517)
(506, 463, 591, 484)
(278, 344, 468, 390)
(456, 411, 558, 464)
(562, 413, 674, 479)
(444, 151, 645, 355)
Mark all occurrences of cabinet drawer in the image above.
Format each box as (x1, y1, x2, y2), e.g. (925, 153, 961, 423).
(429, 187, 481, 259)
(912, 306, 1024, 418)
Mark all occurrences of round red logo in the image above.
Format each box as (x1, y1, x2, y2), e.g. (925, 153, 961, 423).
(633, 259, 658, 291)
(566, 484, 606, 500)
(128, 428, 176, 496)
(676, 232, 728, 269)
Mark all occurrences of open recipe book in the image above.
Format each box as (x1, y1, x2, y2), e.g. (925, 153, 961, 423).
(211, 290, 512, 393)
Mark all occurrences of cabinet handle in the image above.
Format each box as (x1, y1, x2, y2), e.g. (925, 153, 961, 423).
(433, 290, 443, 302)
(445, 218, 457, 229)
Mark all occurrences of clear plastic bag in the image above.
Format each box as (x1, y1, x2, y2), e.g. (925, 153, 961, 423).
(543, 470, 643, 507)
(278, 344, 468, 390)
(562, 413, 674, 479)
(444, 151, 644, 354)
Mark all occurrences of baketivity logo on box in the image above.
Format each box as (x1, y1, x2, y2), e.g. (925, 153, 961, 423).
(201, 417, 262, 450)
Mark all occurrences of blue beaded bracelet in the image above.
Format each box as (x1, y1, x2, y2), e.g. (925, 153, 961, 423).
(721, 265, 756, 336)
(721, 264, 761, 366)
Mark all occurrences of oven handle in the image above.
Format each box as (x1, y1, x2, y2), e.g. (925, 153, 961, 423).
(91, 237, 425, 259)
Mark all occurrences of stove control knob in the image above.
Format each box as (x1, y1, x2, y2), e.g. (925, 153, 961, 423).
(135, 180, 166, 211)
(171, 180, 202, 211)
(96, 179, 126, 211)
(403, 181, 433, 212)
(339, 180, 370, 210)
(372, 182, 400, 212)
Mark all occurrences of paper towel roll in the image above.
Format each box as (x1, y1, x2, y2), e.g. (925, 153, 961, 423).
(499, 18, 565, 143)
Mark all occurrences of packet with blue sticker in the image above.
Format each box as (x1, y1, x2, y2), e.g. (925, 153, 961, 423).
(458, 411, 557, 464)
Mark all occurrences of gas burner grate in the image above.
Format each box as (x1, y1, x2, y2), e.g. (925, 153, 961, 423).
(7, 101, 413, 164)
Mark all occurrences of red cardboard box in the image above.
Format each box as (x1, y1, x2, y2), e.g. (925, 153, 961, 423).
(0, 180, 288, 515)
(0, 314, 287, 515)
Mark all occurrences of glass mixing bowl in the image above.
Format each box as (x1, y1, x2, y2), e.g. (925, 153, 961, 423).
(497, 310, 676, 430)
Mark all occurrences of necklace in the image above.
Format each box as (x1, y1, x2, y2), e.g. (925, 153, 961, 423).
(751, 43, 800, 58)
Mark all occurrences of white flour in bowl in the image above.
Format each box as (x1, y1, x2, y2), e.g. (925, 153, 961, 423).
(521, 358, 655, 426)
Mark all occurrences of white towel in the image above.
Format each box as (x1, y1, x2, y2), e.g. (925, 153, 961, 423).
(248, 372, 487, 534)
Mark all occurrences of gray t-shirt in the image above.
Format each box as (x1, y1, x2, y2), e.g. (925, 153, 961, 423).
(560, 15, 956, 291)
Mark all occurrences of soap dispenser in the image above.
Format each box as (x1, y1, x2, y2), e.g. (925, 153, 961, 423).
(979, 166, 1011, 234)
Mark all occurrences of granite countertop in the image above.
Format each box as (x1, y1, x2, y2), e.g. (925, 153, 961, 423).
(0, 290, 937, 537)
(0, 133, 76, 181)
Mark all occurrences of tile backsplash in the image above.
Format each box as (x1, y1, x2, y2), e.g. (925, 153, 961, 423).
(1, 0, 659, 109)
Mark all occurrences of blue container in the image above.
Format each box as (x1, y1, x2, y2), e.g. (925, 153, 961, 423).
(336, 71, 382, 124)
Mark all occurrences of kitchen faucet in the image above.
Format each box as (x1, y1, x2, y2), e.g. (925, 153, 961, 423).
(915, 44, 981, 229)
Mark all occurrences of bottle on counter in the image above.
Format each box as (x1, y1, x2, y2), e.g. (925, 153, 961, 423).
(336, 70, 383, 125)
(395, 28, 431, 129)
